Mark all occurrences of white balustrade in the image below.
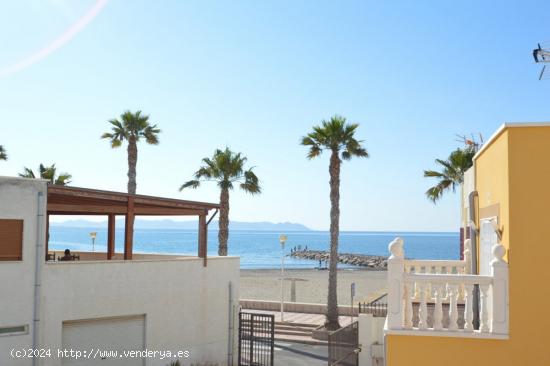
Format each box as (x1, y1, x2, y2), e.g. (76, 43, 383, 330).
(386, 237, 509, 337)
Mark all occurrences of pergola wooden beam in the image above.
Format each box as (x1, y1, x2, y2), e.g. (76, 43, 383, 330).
(134, 207, 204, 216)
(48, 204, 127, 215)
(46, 185, 219, 264)
(48, 204, 204, 216)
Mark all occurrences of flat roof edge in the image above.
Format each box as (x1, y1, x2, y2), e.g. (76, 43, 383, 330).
(0, 175, 50, 183)
(474, 122, 550, 160)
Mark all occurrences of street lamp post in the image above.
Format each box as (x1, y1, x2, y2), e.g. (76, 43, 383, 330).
(89, 232, 97, 252)
(279, 234, 288, 322)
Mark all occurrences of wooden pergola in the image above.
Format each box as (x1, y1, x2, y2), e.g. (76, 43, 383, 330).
(46, 186, 219, 266)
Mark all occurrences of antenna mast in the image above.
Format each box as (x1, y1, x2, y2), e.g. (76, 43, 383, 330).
(533, 42, 550, 80)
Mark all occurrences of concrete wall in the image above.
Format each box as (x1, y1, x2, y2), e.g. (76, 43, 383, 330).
(0, 177, 47, 365)
(385, 124, 550, 366)
(40, 256, 240, 366)
(0, 176, 240, 366)
(358, 314, 385, 366)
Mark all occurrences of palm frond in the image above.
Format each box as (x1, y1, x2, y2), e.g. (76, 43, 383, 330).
(302, 115, 368, 162)
(424, 144, 476, 202)
(306, 145, 322, 159)
(19, 167, 36, 178)
(240, 169, 261, 194)
(0, 145, 7, 161)
(19, 164, 71, 185)
(179, 180, 201, 191)
(179, 148, 261, 195)
(423, 170, 445, 178)
(55, 173, 72, 186)
(425, 179, 454, 203)
(103, 111, 160, 147)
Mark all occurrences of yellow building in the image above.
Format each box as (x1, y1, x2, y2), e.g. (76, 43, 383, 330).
(384, 123, 550, 366)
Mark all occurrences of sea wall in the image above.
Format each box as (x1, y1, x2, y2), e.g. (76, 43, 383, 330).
(289, 249, 387, 269)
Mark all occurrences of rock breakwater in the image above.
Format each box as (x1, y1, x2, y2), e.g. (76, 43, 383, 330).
(290, 249, 387, 269)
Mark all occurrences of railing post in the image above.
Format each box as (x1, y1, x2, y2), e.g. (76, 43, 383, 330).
(404, 281, 413, 329)
(490, 242, 509, 334)
(433, 284, 443, 330)
(418, 284, 428, 330)
(447, 284, 459, 331)
(479, 284, 490, 332)
(387, 237, 405, 329)
(463, 284, 474, 331)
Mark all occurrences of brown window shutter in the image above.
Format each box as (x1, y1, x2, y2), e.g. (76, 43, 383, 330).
(0, 219, 23, 261)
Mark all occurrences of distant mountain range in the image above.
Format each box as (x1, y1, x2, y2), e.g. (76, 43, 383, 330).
(50, 219, 312, 231)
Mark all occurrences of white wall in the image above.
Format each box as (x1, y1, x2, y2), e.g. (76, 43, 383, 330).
(0, 177, 240, 366)
(0, 177, 47, 366)
(40, 257, 239, 366)
(358, 314, 386, 366)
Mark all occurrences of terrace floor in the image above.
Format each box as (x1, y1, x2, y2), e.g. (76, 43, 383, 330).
(245, 309, 356, 345)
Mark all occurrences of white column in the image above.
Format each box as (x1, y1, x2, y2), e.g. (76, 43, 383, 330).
(433, 284, 443, 331)
(387, 238, 405, 330)
(404, 281, 413, 329)
(463, 284, 474, 332)
(479, 284, 490, 332)
(447, 284, 459, 331)
(490, 242, 509, 334)
(418, 284, 428, 330)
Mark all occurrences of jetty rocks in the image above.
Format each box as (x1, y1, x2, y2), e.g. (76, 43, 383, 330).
(289, 249, 387, 270)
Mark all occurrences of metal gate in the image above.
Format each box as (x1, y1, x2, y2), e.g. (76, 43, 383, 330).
(238, 312, 274, 366)
(328, 321, 360, 366)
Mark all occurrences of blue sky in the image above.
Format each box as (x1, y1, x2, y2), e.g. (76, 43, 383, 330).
(0, 0, 548, 231)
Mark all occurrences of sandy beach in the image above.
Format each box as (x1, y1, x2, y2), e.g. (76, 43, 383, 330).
(240, 268, 387, 305)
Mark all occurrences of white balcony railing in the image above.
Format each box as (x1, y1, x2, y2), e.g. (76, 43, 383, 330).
(386, 237, 508, 337)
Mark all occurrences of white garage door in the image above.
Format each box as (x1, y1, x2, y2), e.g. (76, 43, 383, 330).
(62, 315, 145, 366)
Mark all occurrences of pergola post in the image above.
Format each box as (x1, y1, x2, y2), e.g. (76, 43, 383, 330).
(107, 214, 115, 259)
(198, 213, 207, 267)
(45, 214, 50, 258)
(124, 197, 135, 260)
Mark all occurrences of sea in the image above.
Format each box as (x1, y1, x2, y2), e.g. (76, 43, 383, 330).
(48, 227, 460, 269)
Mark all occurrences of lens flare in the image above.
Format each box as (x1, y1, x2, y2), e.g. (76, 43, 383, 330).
(0, 0, 108, 78)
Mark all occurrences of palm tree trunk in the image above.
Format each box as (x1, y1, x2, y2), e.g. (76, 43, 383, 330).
(218, 187, 230, 256)
(127, 136, 138, 195)
(326, 149, 341, 330)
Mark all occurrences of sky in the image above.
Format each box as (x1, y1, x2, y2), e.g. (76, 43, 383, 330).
(0, 0, 549, 232)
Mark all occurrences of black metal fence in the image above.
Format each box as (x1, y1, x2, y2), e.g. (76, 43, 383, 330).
(328, 321, 359, 366)
(238, 312, 275, 366)
(358, 293, 388, 317)
(358, 301, 388, 317)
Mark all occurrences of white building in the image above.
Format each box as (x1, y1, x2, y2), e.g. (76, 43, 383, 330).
(0, 176, 240, 366)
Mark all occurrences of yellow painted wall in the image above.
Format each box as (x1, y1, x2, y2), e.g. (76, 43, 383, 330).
(386, 125, 550, 366)
(475, 130, 510, 260)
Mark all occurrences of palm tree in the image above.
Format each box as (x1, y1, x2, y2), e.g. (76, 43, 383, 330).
(101, 110, 161, 195)
(19, 164, 72, 185)
(424, 141, 479, 202)
(301, 115, 368, 330)
(179, 147, 261, 256)
(0, 145, 7, 161)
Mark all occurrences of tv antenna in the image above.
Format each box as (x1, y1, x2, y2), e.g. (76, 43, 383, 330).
(533, 42, 550, 80)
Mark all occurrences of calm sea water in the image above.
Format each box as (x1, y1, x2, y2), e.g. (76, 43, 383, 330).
(49, 227, 460, 269)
